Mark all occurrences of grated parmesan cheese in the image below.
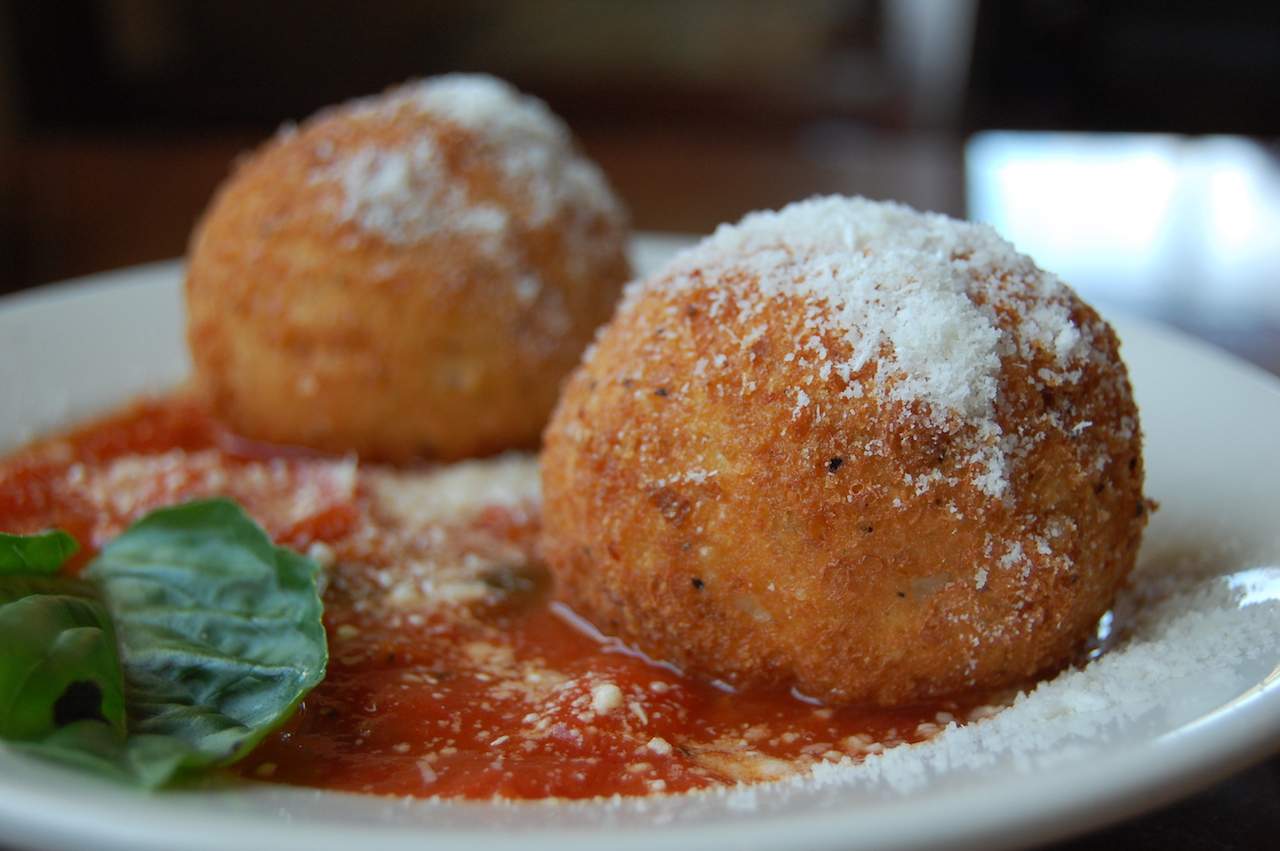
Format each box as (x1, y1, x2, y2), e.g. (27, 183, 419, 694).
(647, 737, 674, 756)
(309, 74, 626, 288)
(706, 554, 1280, 807)
(25, 408, 1274, 805)
(591, 683, 625, 715)
(367, 453, 540, 528)
(325, 138, 510, 247)
(626, 196, 1101, 499)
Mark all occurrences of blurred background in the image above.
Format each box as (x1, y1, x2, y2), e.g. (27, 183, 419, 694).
(1, 0, 1278, 380)
(0, 2, 1278, 847)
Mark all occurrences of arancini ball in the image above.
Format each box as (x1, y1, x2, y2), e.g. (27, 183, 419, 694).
(541, 196, 1148, 707)
(186, 74, 630, 461)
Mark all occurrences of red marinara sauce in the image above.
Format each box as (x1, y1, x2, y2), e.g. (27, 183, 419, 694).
(0, 396, 990, 800)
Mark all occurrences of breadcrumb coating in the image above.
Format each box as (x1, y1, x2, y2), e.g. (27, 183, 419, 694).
(541, 197, 1148, 706)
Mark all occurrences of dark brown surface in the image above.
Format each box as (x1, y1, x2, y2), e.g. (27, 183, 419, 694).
(0, 129, 967, 290)
(1053, 758, 1280, 850)
(4, 128, 1276, 376)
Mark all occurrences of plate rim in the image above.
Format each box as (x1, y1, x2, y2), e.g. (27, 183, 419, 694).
(1, 243, 1279, 851)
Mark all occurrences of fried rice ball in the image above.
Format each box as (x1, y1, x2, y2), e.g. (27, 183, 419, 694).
(186, 74, 630, 461)
(541, 196, 1148, 707)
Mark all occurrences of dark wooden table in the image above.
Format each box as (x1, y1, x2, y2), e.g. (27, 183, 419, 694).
(1, 129, 1277, 850)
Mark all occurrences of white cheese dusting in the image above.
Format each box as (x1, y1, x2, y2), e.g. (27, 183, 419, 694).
(310, 74, 625, 278)
(701, 553, 1280, 808)
(626, 196, 1100, 500)
(591, 683, 625, 715)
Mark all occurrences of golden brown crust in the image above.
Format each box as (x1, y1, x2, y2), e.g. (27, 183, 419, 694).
(541, 204, 1146, 707)
(186, 78, 630, 461)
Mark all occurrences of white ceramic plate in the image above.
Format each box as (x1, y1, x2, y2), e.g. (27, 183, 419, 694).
(1, 235, 1278, 851)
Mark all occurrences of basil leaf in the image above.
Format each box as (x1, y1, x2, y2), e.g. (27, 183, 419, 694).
(0, 576, 127, 742)
(1, 500, 327, 788)
(86, 498, 327, 774)
(11, 722, 190, 789)
(0, 530, 79, 575)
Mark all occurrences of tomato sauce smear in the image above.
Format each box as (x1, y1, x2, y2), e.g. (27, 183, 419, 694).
(0, 396, 997, 800)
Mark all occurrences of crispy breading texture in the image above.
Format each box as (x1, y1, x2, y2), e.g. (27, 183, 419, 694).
(186, 75, 629, 461)
(541, 198, 1147, 707)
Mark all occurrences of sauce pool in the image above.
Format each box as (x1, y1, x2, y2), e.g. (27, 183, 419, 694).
(0, 397, 992, 800)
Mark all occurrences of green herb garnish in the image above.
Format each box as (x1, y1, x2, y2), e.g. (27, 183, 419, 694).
(0, 500, 328, 788)
(0, 529, 80, 575)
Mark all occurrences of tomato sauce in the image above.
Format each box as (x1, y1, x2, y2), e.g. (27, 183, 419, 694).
(0, 397, 991, 800)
